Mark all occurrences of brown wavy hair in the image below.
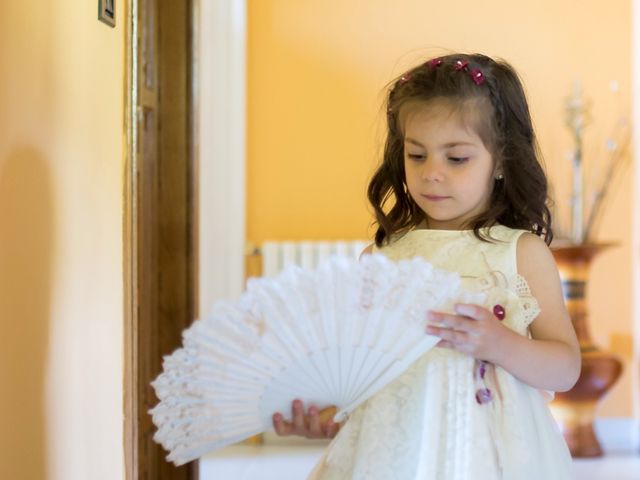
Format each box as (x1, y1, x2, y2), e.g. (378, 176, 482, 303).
(367, 53, 553, 246)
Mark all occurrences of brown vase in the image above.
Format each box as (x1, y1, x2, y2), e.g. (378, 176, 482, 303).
(550, 243, 623, 457)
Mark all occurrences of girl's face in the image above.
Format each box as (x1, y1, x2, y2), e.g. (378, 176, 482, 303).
(401, 99, 497, 230)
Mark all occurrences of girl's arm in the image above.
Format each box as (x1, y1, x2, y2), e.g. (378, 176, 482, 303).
(426, 233, 581, 392)
(497, 233, 580, 391)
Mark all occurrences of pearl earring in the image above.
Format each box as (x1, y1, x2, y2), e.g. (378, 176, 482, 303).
(495, 173, 504, 180)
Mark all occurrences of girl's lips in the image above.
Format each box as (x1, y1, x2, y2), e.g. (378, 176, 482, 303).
(422, 194, 449, 201)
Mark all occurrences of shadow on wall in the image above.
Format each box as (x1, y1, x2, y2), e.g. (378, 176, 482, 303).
(0, 148, 53, 480)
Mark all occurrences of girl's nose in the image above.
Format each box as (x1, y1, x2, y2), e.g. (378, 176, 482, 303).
(421, 163, 444, 182)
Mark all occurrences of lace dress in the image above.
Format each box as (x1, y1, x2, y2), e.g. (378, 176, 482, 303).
(307, 226, 573, 480)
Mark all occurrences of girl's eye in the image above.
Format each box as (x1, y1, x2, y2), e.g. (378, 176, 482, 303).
(407, 153, 425, 161)
(448, 157, 468, 164)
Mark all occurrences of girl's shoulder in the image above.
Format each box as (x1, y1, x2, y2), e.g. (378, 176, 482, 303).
(515, 231, 554, 272)
(492, 227, 551, 265)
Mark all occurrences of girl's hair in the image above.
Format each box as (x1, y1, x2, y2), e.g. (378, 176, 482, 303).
(367, 53, 553, 246)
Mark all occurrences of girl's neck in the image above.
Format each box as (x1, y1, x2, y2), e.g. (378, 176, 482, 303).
(414, 219, 501, 232)
(415, 219, 472, 231)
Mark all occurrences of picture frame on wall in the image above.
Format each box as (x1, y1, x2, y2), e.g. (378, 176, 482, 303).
(98, 0, 115, 28)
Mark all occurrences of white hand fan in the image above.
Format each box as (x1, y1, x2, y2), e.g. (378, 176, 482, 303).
(150, 253, 472, 465)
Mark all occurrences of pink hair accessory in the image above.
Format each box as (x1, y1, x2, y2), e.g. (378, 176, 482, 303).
(453, 59, 485, 86)
(454, 59, 469, 71)
(426, 58, 443, 68)
(399, 74, 412, 84)
(470, 68, 485, 86)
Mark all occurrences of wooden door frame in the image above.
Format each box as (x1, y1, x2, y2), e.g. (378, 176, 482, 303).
(124, 0, 199, 478)
(123, 0, 137, 474)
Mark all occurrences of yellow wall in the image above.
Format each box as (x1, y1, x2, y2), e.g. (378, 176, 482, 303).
(247, 1, 634, 417)
(0, 1, 125, 479)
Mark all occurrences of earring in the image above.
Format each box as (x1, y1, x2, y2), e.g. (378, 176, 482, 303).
(495, 173, 504, 180)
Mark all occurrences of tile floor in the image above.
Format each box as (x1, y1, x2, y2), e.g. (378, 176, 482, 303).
(200, 444, 640, 479)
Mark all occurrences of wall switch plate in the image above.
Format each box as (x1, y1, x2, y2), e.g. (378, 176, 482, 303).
(98, 0, 115, 28)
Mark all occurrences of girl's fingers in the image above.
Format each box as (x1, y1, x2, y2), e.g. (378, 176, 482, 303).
(426, 324, 469, 343)
(427, 306, 502, 357)
(453, 303, 486, 319)
(291, 399, 306, 433)
(307, 406, 322, 437)
(272, 412, 291, 436)
(324, 419, 340, 438)
(278, 401, 340, 439)
(428, 311, 476, 331)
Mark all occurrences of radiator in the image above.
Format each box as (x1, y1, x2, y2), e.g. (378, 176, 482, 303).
(259, 240, 370, 277)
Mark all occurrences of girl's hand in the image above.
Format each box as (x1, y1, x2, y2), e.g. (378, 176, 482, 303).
(426, 303, 516, 363)
(272, 399, 341, 439)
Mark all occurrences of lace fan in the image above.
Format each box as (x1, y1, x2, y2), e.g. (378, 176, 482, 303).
(150, 253, 474, 465)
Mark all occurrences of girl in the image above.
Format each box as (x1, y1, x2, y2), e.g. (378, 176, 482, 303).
(273, 53, 580, 479)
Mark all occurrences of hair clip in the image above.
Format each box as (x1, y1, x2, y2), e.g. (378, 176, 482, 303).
(426, 58, 443, 68)
(453, 60, 485, 86)
(399, 74, 412, 85)
(454, 59, 469, 71)
(470, 68, 485, 86)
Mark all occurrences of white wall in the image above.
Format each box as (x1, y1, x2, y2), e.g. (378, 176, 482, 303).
(197, 0, 247, 315)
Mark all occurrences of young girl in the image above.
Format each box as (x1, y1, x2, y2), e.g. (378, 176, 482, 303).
(272, 53, 580, 479)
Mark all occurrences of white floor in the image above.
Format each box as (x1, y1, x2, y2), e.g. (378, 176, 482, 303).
(200, 444, 640, 480)
(573, 452, 640, 480)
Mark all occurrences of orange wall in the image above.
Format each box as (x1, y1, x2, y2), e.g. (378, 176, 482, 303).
(247, 1, 634, 416)
(0, 1, 125, 479)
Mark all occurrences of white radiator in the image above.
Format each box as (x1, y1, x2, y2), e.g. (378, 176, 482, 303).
(260, 240, 370, 277)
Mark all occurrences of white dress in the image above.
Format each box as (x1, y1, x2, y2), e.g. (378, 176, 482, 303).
(307, 226, 573, 480)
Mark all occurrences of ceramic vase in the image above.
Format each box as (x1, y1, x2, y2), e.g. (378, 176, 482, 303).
(550, 243, 623, 457)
